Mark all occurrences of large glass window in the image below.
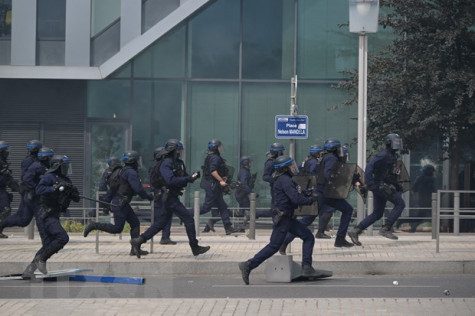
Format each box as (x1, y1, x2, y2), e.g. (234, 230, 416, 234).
(297, 0, 357, 79)
(87, 80, 131, 119)
(242, 0, 294, 79)
(186, 82, 239, 204)
(241, 82, 291, 207)
(134, 25, 186, 78)
(91, 0, 120, 37)
(37, 0, 66, 65)
(188, 0, 239, 79)
(0, 0, 11, 38)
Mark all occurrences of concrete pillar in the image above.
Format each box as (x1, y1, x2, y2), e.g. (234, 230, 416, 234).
(11, 0, 37, 65)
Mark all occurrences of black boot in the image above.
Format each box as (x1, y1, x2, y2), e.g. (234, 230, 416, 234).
(278, 242, 288, 255)
(238, 261, 251, 285)
(334, 236, 354, 248)
(315, 231, 331, 239)
(225, 225, 237, 235)
(202, 224, 211, 233)
(191, 245, 210, 256)
(348, 227, 363, 246)
(83, 221, 97, 238)
(301, 265, 333, 278)
(130, 236, 145, 258)
(379, 225, 398, 240)
(21, 261, 38, 280)
(318, 212, 333, 235)
(129, 246, 149, 257)
(159, 238, 177, 245)
(0, 227, 7, 239)
(33, 255, 47, 275)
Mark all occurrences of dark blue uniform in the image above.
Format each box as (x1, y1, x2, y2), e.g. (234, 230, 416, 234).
(34, 173, 77, 262)
(246, 173, 315, 269)
(235, 166, 252, 210)
(0, 156, 19, 224)
(316, 153, 353, 239)
(2, 157, 45, 232)
(199, 153, 232, 227)
(148, 161, 172, 240)
(141, 157, 199, 248)
(358, 149, 405, 229)
(257, 158, 275, 218)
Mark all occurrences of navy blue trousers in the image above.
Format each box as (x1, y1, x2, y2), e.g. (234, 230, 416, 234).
(358, 189, 405, 229)
(142, 196, 198, 248)
(248, 216, 315, 269)
(199, 182, 231, 226)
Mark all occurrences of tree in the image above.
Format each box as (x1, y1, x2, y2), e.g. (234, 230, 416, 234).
(338, 0, 475, 189)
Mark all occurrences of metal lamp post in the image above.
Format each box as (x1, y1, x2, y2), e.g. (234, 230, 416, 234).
(349, 0, 379, 223)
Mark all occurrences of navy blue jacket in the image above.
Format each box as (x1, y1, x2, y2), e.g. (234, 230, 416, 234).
(118, 167, 151, 200)
(204, 153, 226, 182)
(365, 149, 398, 188)
(262, 158, 275, 186)
(303, 157, 318, 175)
(317, 153, 339, 193)
(22, 160, 48, 191)
(21, 156, 37, 182)
(273, 173, 313, 216)
(160, 157, 191, 193)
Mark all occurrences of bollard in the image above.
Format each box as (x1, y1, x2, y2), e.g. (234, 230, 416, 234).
(367, 192, 373, 236)
(150, 200, 154, 253)
(431, 192, 437, 239)
(95, 191, 100, 254)
(454, 191, 460, 235)
(248, 193, 256, 240)
(194, 191, 200, 237)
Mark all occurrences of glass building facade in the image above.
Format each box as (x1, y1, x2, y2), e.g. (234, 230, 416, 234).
(86, 0, 376, 207)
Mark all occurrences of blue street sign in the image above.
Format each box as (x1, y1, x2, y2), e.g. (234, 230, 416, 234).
(275, 115, 308, 139)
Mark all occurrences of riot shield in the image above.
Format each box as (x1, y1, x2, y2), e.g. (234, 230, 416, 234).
(323, 162, 357, 199)
(394, 160, 410, 193)
(292, 174, 318, 216)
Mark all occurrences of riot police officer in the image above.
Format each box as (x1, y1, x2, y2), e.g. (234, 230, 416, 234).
(130, 139, 210, 258)
(300, 144, 323, 174)
(238, 155, 329, 285)
(89, 156, 122, 217)
(259, 143, 286, 219)
(149, 146, 175, 245)
(316, 139, 355, 247)
(83, 150, 153, 257)
(234, 156, 256, 231)
(200, 139, 237, 235)
(22, 155, 80, 278)
(349, 133, 406, 245)
(0, 141, 20, 238)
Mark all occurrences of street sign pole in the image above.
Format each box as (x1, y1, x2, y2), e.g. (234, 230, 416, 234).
(289, 76, 297, 160)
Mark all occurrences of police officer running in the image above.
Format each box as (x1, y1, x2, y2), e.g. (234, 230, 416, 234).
(200, 139, 237, 235)
(83, 150, 152, 257)
(92, 156, 122, 217)
(349, 133, 406, 245)
(234, 156, 256, 231)
(0, 140, 20, 238)
(130, 139, 210, 258)
(149, 147, 176, 245)
(316, 139, 355, 248)
(22, 155, 80, 278)
(238, 155, 330, 285)
(259, 143, 286, 219)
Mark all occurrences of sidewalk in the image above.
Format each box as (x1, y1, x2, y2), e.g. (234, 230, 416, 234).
(1, 227, 474, 277)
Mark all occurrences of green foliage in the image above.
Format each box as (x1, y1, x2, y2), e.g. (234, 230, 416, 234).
(61, 220, 84, 233)
(338, 0, 475, 157)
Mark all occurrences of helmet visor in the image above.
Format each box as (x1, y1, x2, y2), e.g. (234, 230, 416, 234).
(391, 137, 404, 151)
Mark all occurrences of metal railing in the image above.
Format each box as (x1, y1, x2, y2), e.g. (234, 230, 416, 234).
(434, 190, 475, 253)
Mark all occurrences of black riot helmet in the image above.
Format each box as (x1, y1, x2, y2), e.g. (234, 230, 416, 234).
(165, 139, 184, 159)
(106, 156, 121, 168)
(48, 155, 71, 175)
(0, 140, 9, 160)
(273, 155, 299, 176)
(208, 139, 222, 153)
(153, 147, 166, 161)
(37, 147, 54, 166)
(309, 144, 323, 158)
(27, 140, 43, 155)
(324, 138, 345, 159)
(268, 143, 285, 158)
(122, 150, 141, 167)
(240, 156, 252, 168)
(385, 133, 403, 151)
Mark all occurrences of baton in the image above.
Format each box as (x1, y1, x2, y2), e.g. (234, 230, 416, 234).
(79, 195, 118, 207)
(58, 186, 117, 207)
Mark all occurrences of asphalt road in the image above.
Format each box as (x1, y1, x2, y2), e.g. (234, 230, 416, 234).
(1, 274, 474, 299)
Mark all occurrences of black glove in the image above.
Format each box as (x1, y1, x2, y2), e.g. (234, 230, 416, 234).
(310, 192, 319, 203)
(147, 193, 154, 201)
